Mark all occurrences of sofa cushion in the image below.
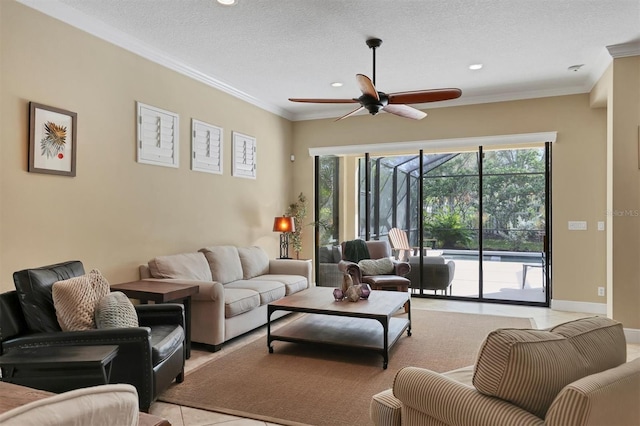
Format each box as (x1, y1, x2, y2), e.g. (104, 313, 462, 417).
(252, 274, 307, 295)
(358, 258, 394, 275)
(200, 246, 243, 284)
(51, 269, 111, 331)
(95, 292, 139, 329)
(223, 288, 260, 318)
(12, 260, 85, 333)
(238, 246, 270, 279)
(318, 246, 333, 263)
(472, 328, 586, 419)
(148, 324, 184, 365)
(148, 252, 212, 281)
(549, 316, 626, 373)
(226, 280, 285, 305)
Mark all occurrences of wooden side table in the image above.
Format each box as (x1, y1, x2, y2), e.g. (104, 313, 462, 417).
(0, 345, 118, 393)
(111, 280, 199, 358)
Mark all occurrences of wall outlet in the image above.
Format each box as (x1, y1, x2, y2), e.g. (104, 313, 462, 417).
(598, 287, 605, 297)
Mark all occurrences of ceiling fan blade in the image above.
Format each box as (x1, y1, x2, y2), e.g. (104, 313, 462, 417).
(356, 74, 379, 100)
(387, 88, 462, 104)
(383, 104, 427, 120)
(288, 98, 359, 104)
(335, 106, 365, 121)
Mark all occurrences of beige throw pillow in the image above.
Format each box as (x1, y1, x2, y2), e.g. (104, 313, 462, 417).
(238, 246, 270, 279)
(52, 269, 110, 331)
(148, 252, 212, 281)
(95, 292, 139, 329)
(358, 258, 394, 275)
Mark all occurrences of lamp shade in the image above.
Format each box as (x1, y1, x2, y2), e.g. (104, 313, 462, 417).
(273, 216, 295, 233)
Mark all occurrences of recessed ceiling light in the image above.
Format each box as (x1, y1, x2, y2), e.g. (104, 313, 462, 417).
(331, 82, 343, 87)
(217, 0, 237, 5)
(469, 64, 483, 70)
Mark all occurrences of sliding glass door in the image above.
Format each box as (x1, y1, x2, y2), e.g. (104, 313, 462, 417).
(314, 143, 550, 307)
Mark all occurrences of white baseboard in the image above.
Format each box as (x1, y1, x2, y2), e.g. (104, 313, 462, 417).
(624, 327, 640, 344)
(551, 299, 640, 344)
(550, 299, 607, 315)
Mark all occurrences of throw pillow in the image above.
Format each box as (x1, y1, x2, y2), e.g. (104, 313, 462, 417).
(52, 269, 111, 331)
(148, 252, 212, 281)
(472, 328, 586, 419)
(358, 258, 394, 276)
(237, 246, 270, 279)
(95, 292, 139, 329)
(199, 246, 243, 284)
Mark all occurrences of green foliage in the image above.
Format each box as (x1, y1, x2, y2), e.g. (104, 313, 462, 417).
(424, 209, 474, 249)
(286, 192, 307, 258)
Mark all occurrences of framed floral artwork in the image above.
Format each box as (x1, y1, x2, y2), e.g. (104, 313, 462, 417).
(28, 102, 77, 176)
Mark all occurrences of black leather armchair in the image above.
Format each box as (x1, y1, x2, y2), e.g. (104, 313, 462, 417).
(0, 260, 185, 412)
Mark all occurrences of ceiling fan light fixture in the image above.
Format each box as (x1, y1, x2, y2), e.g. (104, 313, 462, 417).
(469, 63, 483, 70)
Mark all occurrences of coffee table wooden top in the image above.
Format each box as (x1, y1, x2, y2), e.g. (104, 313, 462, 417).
(111, 280, 199, 302)
(269, 286, 408, 318)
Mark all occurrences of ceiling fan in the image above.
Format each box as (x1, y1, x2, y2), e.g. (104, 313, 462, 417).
(289, 38, 462, 121)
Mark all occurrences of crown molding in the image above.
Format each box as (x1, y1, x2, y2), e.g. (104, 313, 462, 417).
(16, 0, 294, 121)
(607, 40, 640, 58)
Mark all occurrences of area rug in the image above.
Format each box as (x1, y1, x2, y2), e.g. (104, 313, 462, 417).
(160, 310, 534, 426)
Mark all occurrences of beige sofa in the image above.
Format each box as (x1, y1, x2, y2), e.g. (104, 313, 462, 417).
(140, 245, 312, 351)
(371, 316, 640, 426)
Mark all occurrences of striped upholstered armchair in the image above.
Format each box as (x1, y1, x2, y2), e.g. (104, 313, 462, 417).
(371, 316, 640, 426)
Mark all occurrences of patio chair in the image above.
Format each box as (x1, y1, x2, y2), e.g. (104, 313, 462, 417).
(388, 228, 421, 262)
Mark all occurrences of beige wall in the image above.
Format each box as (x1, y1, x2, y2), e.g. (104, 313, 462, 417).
(0, 1, 294, 289)
(610, 56, 640, 328)
(292, 95, 611, 308)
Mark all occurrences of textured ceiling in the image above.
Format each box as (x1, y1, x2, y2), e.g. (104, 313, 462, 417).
(21, 0, 640, 120)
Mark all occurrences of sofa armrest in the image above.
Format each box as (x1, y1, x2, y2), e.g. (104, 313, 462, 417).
(136, 303, 184, 328)
(392, 260, 410, 277)
(269, 259, 312, 288)
(393, 367, 543, 426)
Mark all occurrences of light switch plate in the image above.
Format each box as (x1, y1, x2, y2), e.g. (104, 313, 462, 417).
(597, 221, 605, 231)
(568, 221, 587, 230)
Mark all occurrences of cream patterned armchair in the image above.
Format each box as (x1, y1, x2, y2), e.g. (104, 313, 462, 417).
(371, 316, 640, 426)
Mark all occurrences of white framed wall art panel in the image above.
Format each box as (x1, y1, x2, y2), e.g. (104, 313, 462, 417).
(191, 119, 223, 174)
(232, 131, 256, 179)
(136, 101, 179, 168)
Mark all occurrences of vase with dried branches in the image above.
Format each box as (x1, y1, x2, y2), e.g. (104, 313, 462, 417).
(286, 192, 307, 259)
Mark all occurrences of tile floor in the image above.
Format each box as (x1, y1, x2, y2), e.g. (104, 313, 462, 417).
(150, 297, 640, 426)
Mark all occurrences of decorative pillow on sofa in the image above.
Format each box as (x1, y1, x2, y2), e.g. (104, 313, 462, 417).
(238, 246, 270, 279)
(199, 246, 243, 284)
(52, 269, 111, 331)
(148, 252, 212, 281)
(472, 327, 587, 419)
(95, 291, 139, 329)
(357, 258, 394, 276)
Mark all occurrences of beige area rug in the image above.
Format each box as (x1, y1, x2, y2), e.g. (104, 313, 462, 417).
(160, 310, 534, 426)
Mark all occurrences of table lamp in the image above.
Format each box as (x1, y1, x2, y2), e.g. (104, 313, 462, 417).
(273, 216, 295, 259)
